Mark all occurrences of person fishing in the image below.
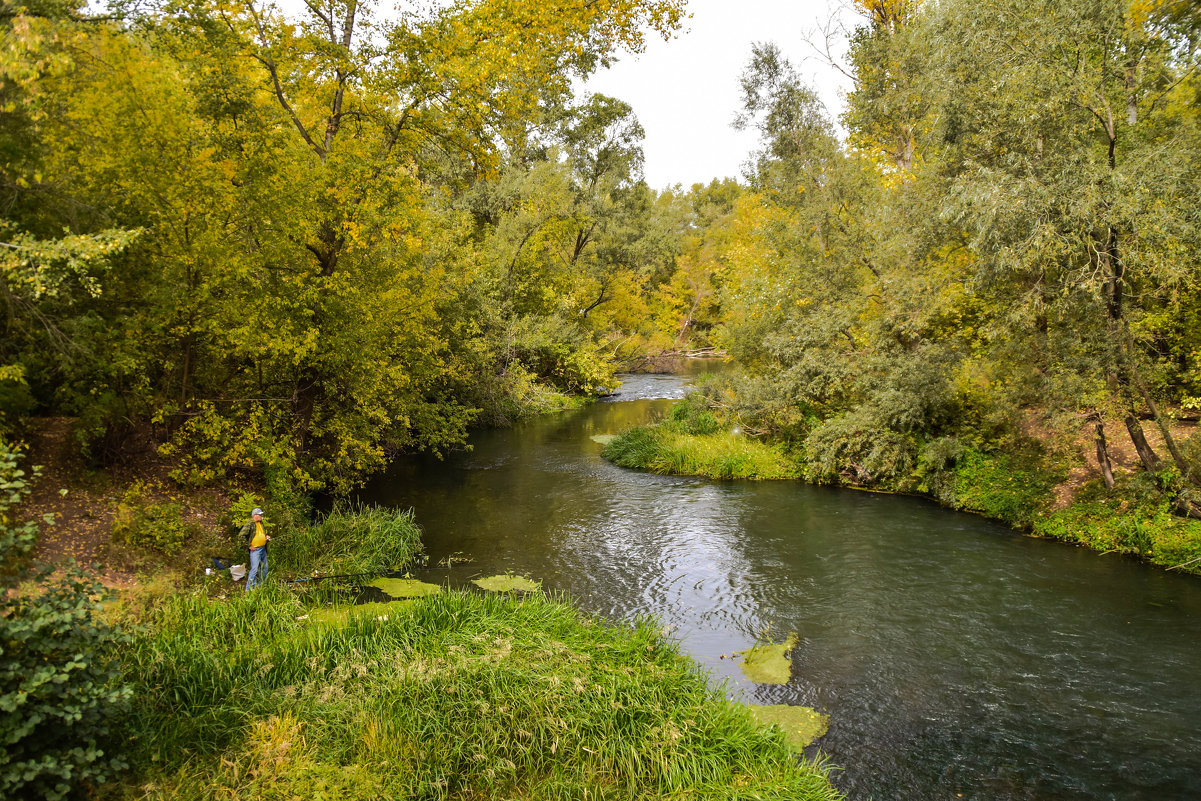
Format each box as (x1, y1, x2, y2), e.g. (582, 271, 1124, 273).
(240, 507, 271, 591)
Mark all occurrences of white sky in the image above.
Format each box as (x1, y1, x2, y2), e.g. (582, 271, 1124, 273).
(582, 0, 858, 190)
(268, 0, 860, 191)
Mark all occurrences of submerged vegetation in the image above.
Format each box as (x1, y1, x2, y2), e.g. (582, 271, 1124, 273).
(737, 633, 801, 686)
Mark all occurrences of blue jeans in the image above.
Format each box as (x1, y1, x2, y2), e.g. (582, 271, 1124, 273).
(246, 546, 268, 591)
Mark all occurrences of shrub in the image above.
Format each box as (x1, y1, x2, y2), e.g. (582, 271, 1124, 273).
(801, 413, 918, 488)
(0, 439, 132, 800)
(111, 481, 192, 555)
(666, 394, 722, 436)
(273, 502, 424, 578)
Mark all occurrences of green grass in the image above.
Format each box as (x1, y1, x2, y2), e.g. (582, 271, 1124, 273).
(111, 587, 842, 801)
(272, 502, 423, 579)
(603, 424, 799, 481)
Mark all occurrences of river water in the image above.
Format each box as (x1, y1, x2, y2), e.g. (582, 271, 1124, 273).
(359, 369, 1201, 801)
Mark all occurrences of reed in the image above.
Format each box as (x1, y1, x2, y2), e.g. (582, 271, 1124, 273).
(273, 502, 423, 578)
(115, 588, 842, 800)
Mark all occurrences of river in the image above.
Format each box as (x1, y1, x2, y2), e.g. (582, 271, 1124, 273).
(359, 368, 1201, 801)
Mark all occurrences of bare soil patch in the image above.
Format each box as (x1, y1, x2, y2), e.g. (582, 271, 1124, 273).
(17, 418, 230, 589)
(1050, 413, 1198, 511)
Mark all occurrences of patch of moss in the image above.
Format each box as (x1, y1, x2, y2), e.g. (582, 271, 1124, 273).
(745, 704, 829, 750)
(472, 574, 541, 593)
(368, 577, 442, 599)
(737, 633, 799, 684)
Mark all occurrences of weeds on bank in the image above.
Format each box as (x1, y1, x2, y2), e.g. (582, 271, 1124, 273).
(1033, 475, 1201, 570)
(113, 588, 842, 801)
(273, 502, 423, 578)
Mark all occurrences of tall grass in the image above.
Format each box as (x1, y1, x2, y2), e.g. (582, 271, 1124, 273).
(603, 425, 799, 480)
(114, 588, 842, 801)
(273, 502, 423, 578)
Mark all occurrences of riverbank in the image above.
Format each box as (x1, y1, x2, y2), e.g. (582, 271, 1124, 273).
(601, 398, 1201, 576)
(4, 430, 845, 801)
(108, 584, 841, 801)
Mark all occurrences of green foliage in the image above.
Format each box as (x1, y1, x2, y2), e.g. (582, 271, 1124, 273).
(603, 399, 800, 481)
(118, 587, 841, 800)
(950, 448, 1062, 529)
(0, 440, 132, 800)
(667, 393, 722, 435)
(2, 0, 688, 496)
(801, 414, 918, 488)
(0, 376, 35, 437)
(111, 481, 193, 555)
(914, 435, 967, 505)
(1033, 478, 1201, 569)
(274, 503, 423, 579)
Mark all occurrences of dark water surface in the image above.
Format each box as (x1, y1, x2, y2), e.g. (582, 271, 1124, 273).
(360, 368, 1201, 801)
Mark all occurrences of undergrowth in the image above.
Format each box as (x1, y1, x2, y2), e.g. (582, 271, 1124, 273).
(273, 502, 424, 578)
(1033, 475, 1201, 570)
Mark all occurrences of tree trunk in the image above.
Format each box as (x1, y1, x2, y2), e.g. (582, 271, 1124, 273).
(1094, 419, 1116, 489)
(1123, 414, 1162, 473)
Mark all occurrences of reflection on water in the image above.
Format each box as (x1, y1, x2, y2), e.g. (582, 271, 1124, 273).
(359, 370, 1201, 801)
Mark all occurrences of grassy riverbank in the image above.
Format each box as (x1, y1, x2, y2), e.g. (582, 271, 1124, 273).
(3, 439, 843, 800)
(603, 398, 1201, 575)
(105, 583, 841, 800)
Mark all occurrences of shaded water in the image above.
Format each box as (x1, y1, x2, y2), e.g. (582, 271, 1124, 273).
(360, 368, 1201, 800)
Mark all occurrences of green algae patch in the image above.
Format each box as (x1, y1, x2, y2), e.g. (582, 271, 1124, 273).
(745, 704, 829, 750)
(368, 577, 443, 599)
(472, 574, 541, 593)
(737, 632, 799, 684)
(590, 434, 617, 445)
(305, 600, 415, 626)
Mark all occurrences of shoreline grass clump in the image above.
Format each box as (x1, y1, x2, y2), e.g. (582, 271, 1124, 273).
(274, 501, 423, 578)
(114, 587, 842, 800)
(603, 398, 798, 480)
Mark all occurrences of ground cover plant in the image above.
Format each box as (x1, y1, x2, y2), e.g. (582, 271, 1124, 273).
(112, 586, 842, 801)
(1, 442, 132, 800)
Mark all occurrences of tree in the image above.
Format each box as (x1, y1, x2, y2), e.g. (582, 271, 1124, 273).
(932, 0, 1201, 491)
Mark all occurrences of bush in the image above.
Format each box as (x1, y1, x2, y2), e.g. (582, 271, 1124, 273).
(801, 413, 918, 488)
(273, 502, 424, 578)
(111, 481, 193, 555)
(666, 394, 722, 436)
(0, 439, 132, 800)
(602, 418, 798, 481)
